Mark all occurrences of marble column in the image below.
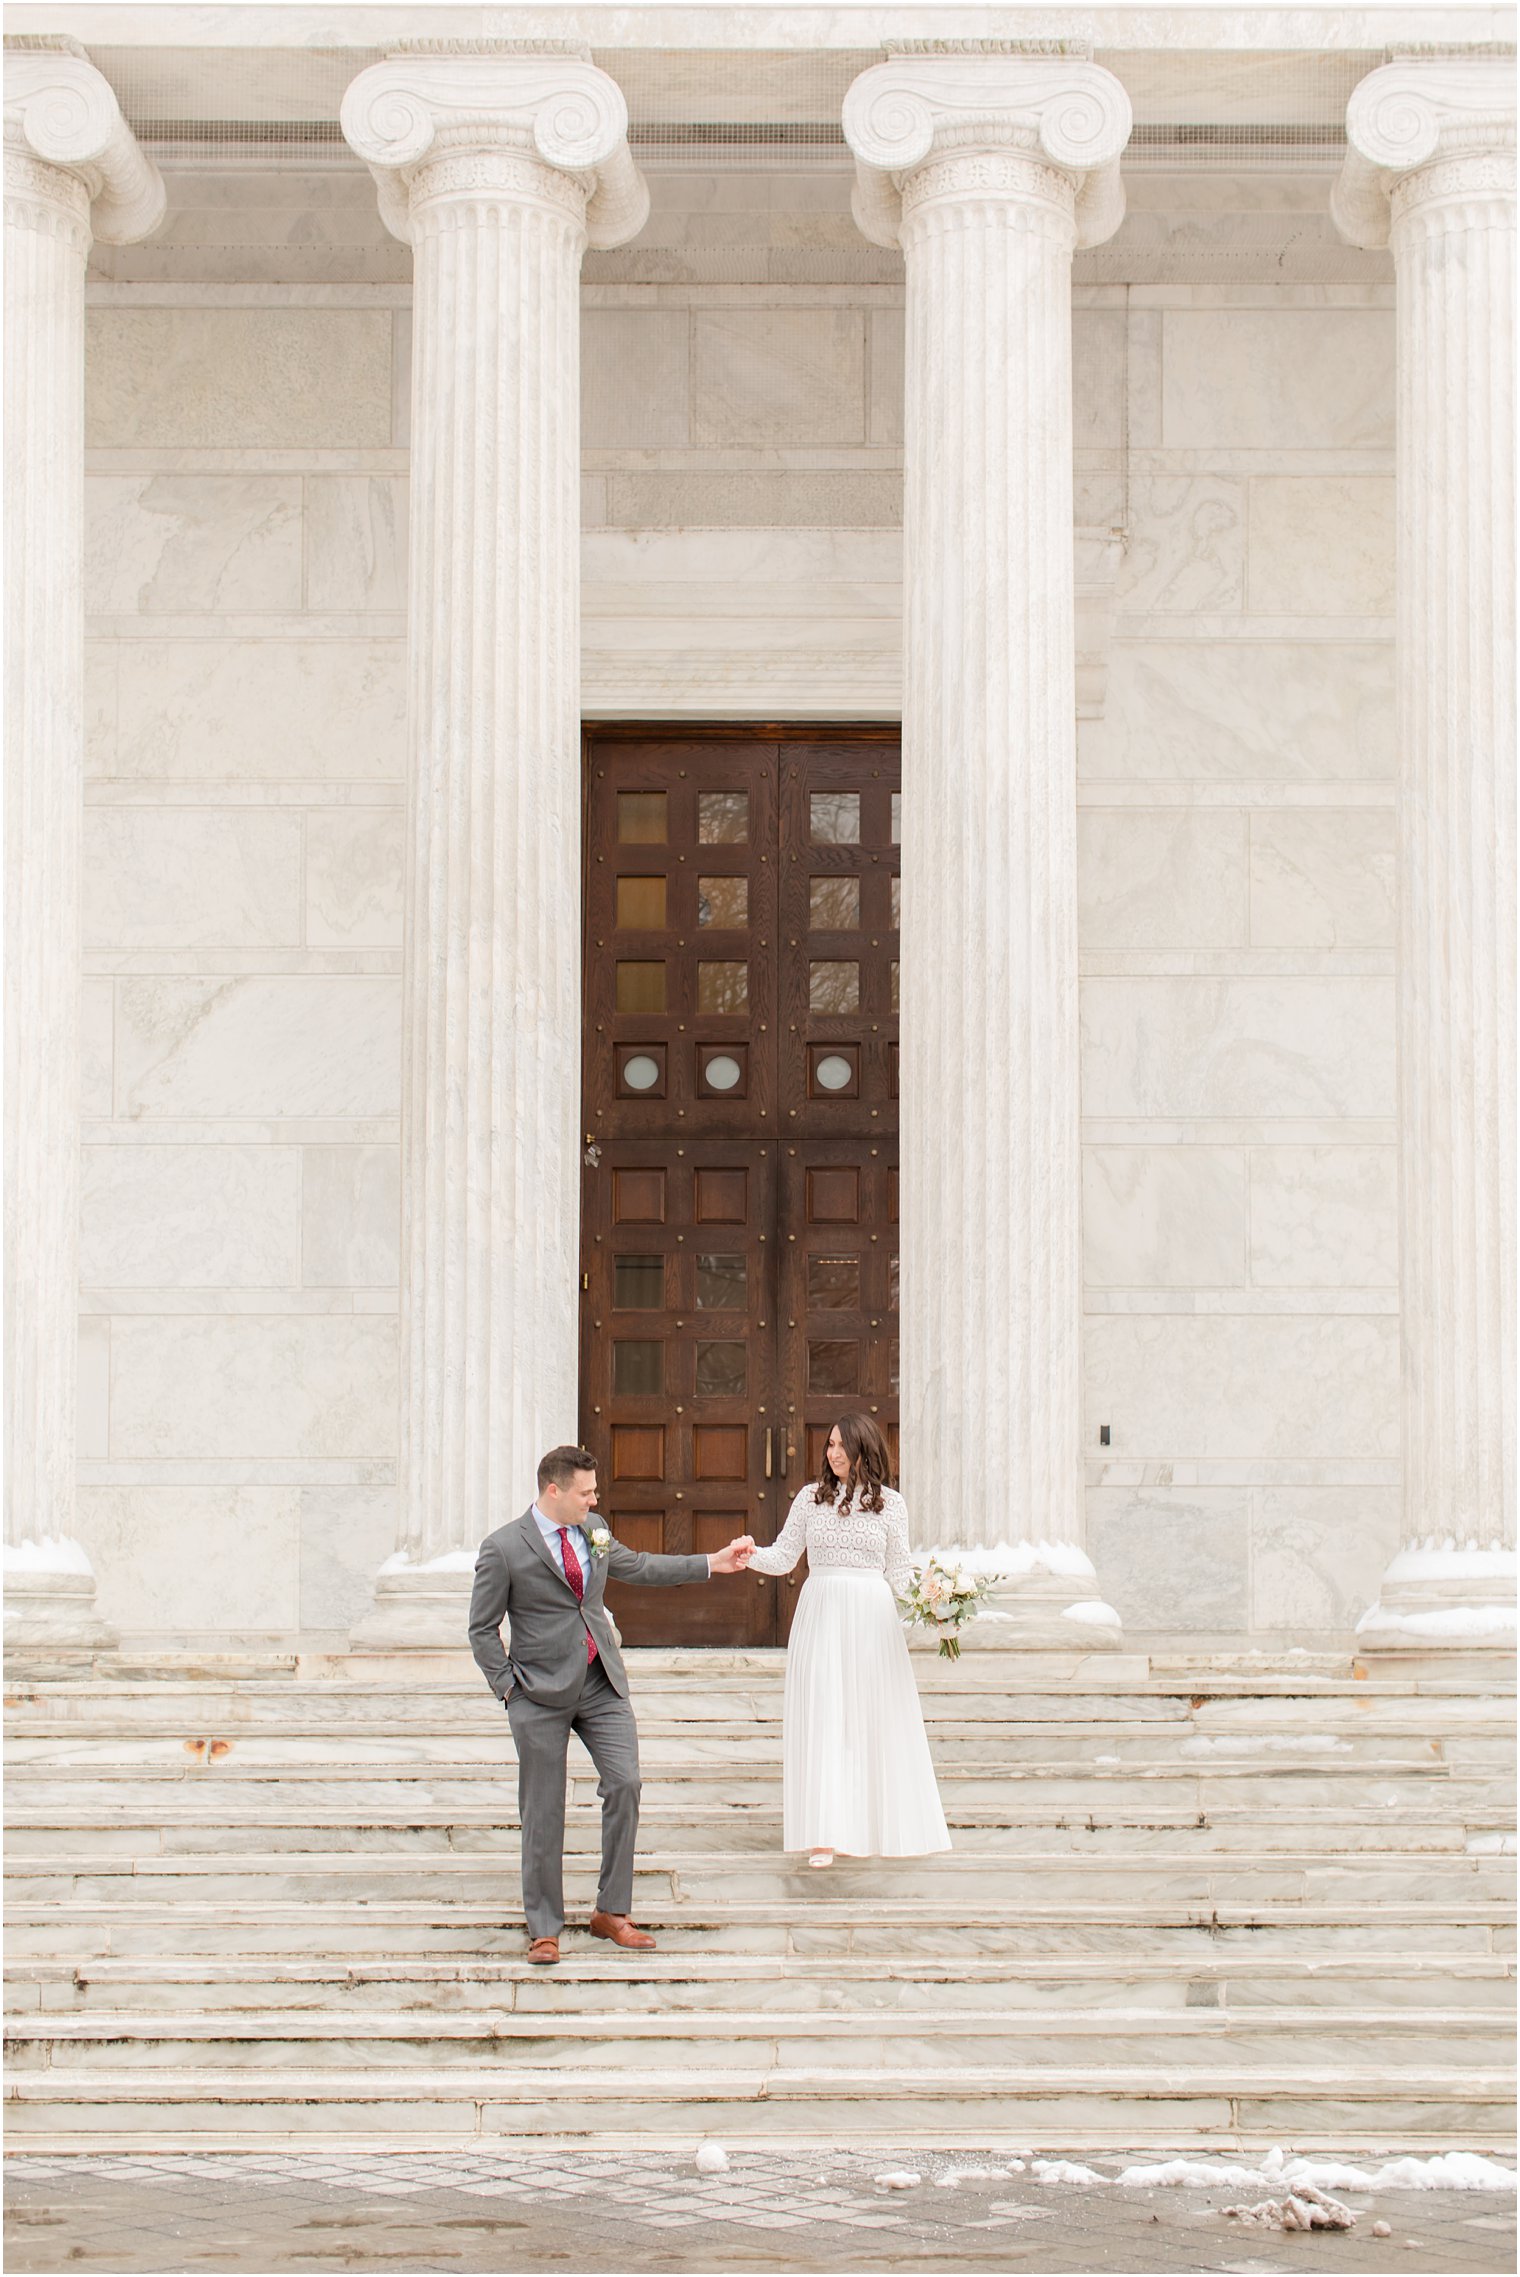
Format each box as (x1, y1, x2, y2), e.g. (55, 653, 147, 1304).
(341, 50, 647, 1646)
(844, 52, 1131, 1644)
(1333, 58, 1516, 1653)
(3, 46, 163, 1652)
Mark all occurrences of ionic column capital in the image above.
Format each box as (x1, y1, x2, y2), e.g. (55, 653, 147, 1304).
(842, 50, 1131, 251)
(3, 44, 164, 245)
(1332, 53, 1516, 249)
(339, 46, 648, 249)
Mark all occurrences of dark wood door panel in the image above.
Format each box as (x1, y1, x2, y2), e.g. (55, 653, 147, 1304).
(581, 1139, 780, 1647)
(581, 728, 901, 1648)
(779, 1138, 901, 1488)
(585, 739, 780, 1143)
(778, 741, 900, 1140)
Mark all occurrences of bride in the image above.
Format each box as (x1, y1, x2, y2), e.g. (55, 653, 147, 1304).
(747, 1412, 950, 1867)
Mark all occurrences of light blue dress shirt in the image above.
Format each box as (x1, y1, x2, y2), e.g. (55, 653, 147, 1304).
(531, 1503, 590, 1583)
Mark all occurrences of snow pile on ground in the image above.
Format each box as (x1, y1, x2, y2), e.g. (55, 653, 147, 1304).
(1114, 2147, 1517, 2193)
(1030, 2159, 1106, 2185)
(874, 2170, 921, 2190)
(694, 2144, 728, 2175)
(933, 2167, 1001, 2186)
(1225, 2184, 1354, 2231)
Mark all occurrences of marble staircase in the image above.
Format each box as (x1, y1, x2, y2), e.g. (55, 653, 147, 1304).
(4, 1648, 1515, 2154)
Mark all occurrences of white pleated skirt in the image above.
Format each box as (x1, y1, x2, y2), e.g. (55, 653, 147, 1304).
(780, 1567, 952, 1858)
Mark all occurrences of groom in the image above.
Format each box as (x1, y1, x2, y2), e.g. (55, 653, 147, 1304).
(468, 1444, 755, 1965)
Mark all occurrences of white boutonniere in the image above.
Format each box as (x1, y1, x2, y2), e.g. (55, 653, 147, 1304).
(587, 1526, 612, 1562)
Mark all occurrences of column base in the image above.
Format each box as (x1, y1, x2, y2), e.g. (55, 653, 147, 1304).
(348, 1558, 475, 1651)
(908, 1542, 1125, 1652)
(1355, 1541, 1517, 1656)
(3, 1564, 117, 1655)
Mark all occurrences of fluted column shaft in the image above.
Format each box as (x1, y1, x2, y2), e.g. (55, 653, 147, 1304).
(402, 145, 586, 1565)
(4, 50, 162, 1651)
(1335, 59, 1516, 1650)
(4, 143, 90, 1563)
(845, 54, 1130, 1638)
(899, 153, 1084, 1555)
(342, 53, 646, 1643)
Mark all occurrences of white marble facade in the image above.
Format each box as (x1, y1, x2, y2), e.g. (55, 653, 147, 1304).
(6, 7, 1512, 1648)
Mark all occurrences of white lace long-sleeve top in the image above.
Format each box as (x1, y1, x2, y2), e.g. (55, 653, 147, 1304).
(748, 1483, 914, 1596)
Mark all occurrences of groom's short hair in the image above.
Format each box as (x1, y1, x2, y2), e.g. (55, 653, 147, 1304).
(537, 1444, 596, 1491)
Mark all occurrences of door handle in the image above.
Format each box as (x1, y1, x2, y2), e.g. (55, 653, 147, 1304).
(764, 1427, 773, 1479)
(780, 1435, 789, 1479)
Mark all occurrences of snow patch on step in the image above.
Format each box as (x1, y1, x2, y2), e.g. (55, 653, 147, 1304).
(3, 1536, 94, 1576)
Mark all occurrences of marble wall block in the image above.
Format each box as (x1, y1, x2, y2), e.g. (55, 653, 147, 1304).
(80, 980, 114, 1120)
(1081, 977, 1395, 1118)
(305, 476, 408, 612)
(1248, 1145, 1398, 1288)
(1080, 642, 1394, 781)
(77, 1321, 110, 1462)
(1116, 476, 1246, 614)
(1247, 477, 1396, 617)
(868, 308, 904, 445)
(75, 1488, 302, 1631)
(114, 977, 402, 1120)
(691, 310, 865, 447)
(1085, 1314, 1399, 1458)
(108, 1314, 398, 1459)
(582, 312, 690, 447)
(1086, 1487, 1250, 1630)
(85, 476, 303, 615)
(301, 1145, 400, 1287)
(86, 309, 394, 449)
(1083, 1147, 1248, 1286)
(603, 471, 902, 528)
(1248, 809, 1395, 948)
(106, 641, 406, 781)
(1072, 308, 1125, 448)
(1250, 1486, 1404, 1633)
(1160, 310, 1394, 449)
(84, 809, 303, 950)
(299, 1484, 400, 1631)
(1078, 809, 1247, 947)
(81, 1145, 304, 1290)
(303, 808, 405, 948)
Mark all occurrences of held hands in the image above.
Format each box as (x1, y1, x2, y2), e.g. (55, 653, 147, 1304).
(709, 1535, 757, 1575)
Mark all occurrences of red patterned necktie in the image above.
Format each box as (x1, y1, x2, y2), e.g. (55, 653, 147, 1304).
(559, 1528, 598, 1663)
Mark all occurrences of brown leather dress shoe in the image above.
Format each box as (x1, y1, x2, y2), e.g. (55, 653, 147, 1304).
(588, 1909, 656, 1950)
(527, 1936, 560, 1965)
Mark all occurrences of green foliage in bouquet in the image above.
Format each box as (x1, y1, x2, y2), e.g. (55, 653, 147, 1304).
(897, 1558, 999, 1660)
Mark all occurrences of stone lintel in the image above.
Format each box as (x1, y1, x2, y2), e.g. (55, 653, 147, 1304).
(1332, 53, 1517, 249)
(339, 48, 649, 250)
(842, 50, 1133, 251)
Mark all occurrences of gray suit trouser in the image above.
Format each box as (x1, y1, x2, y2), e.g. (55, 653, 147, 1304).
(507, 1657, 641, 1939)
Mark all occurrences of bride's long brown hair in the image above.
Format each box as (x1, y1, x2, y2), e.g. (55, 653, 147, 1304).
(815, 1411, 893, 1515)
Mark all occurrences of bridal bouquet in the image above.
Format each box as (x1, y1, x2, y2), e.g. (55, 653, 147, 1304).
(897, 1558, 998, 1660)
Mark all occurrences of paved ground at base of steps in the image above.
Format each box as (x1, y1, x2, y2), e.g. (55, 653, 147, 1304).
(4, 2150, 1514, 2276)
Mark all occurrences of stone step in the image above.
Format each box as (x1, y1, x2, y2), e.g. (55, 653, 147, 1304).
(9, 1952, 1513, 2017)
(8, 1847, 1514, 1912)
(6, 2062, 1511, 2151)
(7, 1807, 1510, 1859)
(8, 2006, 1512, 2077)
(5, 1898, 1509, 1969)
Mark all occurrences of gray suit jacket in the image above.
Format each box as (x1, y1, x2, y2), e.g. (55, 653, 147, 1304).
(468, 1508, 710, 1708)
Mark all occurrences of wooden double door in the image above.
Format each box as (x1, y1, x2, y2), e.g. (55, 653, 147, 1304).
(580, 727, 901, 1646)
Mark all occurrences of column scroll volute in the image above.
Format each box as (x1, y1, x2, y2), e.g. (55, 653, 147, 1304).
(842, 51, 1132, 250)
(339, 49, 649, 247)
